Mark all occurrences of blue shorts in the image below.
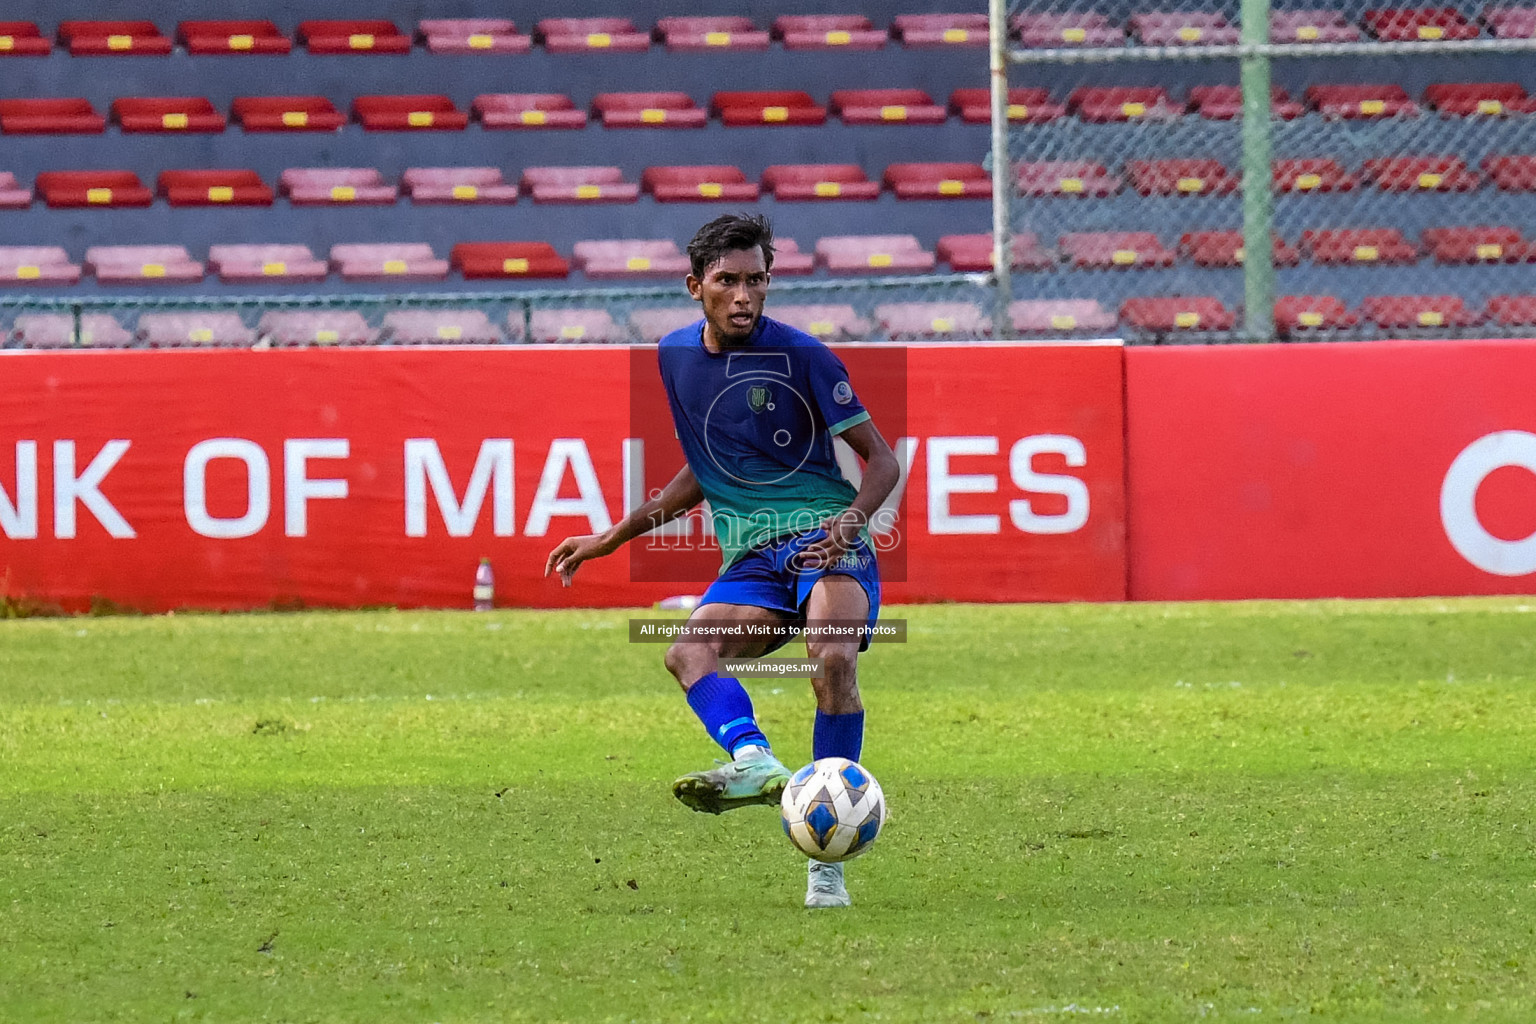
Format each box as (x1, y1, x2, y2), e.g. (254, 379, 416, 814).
(700, 529, 882, 653)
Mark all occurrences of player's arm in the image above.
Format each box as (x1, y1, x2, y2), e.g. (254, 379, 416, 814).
(800, 418, 900, 568)
(543, 464, 704, 585)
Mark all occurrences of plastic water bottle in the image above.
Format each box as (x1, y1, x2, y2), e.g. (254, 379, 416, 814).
(473, 558, 495, 611)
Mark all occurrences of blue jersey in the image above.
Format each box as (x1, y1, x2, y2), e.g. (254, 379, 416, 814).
(658, 316, 871, 568)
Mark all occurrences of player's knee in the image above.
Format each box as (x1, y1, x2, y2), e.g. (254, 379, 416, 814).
(811, 644, 859, 687)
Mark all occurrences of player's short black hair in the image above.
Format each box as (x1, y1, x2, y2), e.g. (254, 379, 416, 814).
(687, 213, 775, 280)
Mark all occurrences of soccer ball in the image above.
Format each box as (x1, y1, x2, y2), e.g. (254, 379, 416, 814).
(779, 757, 887, 863)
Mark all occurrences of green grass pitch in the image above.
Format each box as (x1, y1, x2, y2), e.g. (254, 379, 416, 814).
(4, 598, 1536, 1022)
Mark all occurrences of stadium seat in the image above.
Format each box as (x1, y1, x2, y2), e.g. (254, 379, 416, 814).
(892, 13, 989, 46)
(1068, 87, 1182, 122)
(593, 92, 707, 129)
(1189, 85, 1305, 120)
(950, 87, 1066, 124)
(0, 98, 105, 134)
(475, 93, 587, 130)
(1127, 159, 1239, 196)
(297, 20, 412, 54)
(157, 169, 274, 206)
(629, 307, 702, 342)
(520, 166, 639, 203)
(1273, 158, 1358, 192)
(1017, 160, 1122, 197)
(330, 243, 449, 282)
(655, 16, 770, 50)
(1363, 7, 1479, 40)
(536, 17, 650, 53)
(257, 310, 377, 346)
(884, 162, 990, 199)
(282, 168, 397, 205)
(527, 308, 625, 343)
(1424, 82, 1536, 116)
(831, 88, 947, 125)
(137, 312, 254, 348)
(177, 20, 291, 54)
(1130, 12, 1241, 45)
(1269, 9, 1362, 42)
(1302, 228, 1419, 264)
(451, 241, 570, 279)
(1008, 299, 1118, 335)
(382, 309, 502, 345)
(58, 20, 171, 55)
(0, 246, 80, 285)
(112, 97, 226, 134)
(418, 19, 531, 54)
(1010, 13, 1122, 47)
(768, 304, 872, 340)
(1306, 84, 1419, 118)
(770, 239, 816, 275)
(233, 96, 346, 132)
(0, 172, 33, 208)
(1485, 6, 1536, 37)
(1120, 296, 1236, 333)
(1482, 154, 1536, 190)
(873, 302, 991, 339)
(1274, 295, 1357, 334)
(713, 91, 827, 126)
(1180, 230, 1301, 267)
(207, 244, 329, 283)
(1360, 294, 1481, 328)
(1362, 155, 1481, 191)
(773, 15, 887, 50)
(1422, 226, 1533, 263)
(0, 21, 53, 55)
(642, 165, 758, 202)
(354, 95, 468, 131)
(762, 164, 880, 201)
(36, 170, 153, 208)
(572, 239, 690, 279)
(938, 232, 1056, 271)
(12, 313, 131, 349)
(85, 245, 204, 283)
(1485, 294, 1536, 326)
(815, 235, 936, 274)
(402, 167, 518, 204)
(1060, 232, 1177, 268)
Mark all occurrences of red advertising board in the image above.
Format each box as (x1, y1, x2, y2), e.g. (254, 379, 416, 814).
(0, 343, 1127, 611)
(1126, 339, 1536, 600)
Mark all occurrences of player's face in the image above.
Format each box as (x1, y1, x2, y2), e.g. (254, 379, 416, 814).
(687, 247, 770, 347)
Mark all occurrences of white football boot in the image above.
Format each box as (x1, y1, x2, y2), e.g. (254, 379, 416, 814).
(805, 860, 850, 908)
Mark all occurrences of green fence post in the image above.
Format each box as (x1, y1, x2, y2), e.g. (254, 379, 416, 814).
(1241, 0, 1274, 342)
(989, 0, 1013, 338)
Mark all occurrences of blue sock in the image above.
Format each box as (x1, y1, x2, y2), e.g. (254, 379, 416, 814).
(686, 672, 770, 756)
(813, 710, 864, 762)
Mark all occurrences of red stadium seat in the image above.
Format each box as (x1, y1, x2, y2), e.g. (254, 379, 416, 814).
(13, 313, 131, 348)
(1188, 85, 1304, 120)
(1010, 13, 1122, 47)
(713, 91, 827, 126)
(1009, 299, 1118, 335)
(1485, 294, 1536, 326)
(354, 95, 468, 131)
(770, 239, 816, 275)
(1424, 82, 1536, 116)
(0, 172, 33, 208)
(1272, 158, 1357, 192)
(1017, 160, 1122, 197)
(383, 310, 502, 345)
(1130, 12, 1240, 45)
(593, 92, 707, 129)
(233, 96, 346, 133)
(1485, 6, 1536, 37)
(1120, 296, 1236, 332)
(297, 20, 411, 53)
(1422, 225, 1533, 263)
(883, 162, 990, 199)
(572, 239, 690, 278)
(893, 14, 988, 46)
(527, 308, 625, 343)
(1274, 295, 1357, 334)
(137, 312, 254, 348)
(0, 22, 53, 55)
(1482, 154, 1536, 190)
(37, 170, 153, 208)
(831, 89, 947, 125)
(402, 167, 518, 204)
(1068, 87, 1181, 122)
(1060, 232, 1177, 268)
(0, 246, 80, 285)
(86, 245, 204, 283)
(1269, 9, 1361, 42)
(451, 241, 569, 280)
(177, 20, 290, 54)
(950, 87, 1066, 124)
(773, 15, 887, 50)
(208, 244, 328, 283)
(1360, 294, 1481, 328)
(257, 311, 377, 346)
(520, 167, 638, 204)
(1306, 84, 1419, 118)
(874, 301, 991, 339)
(536, 17, 649, 53)
(418, 19, 531, 54)
(1361, 155, 1481, 191)
(58, 20, 171, 55)
(282, 168, 397, 205)
(815, 235, 936, 274)
(1180, 231, 1301, 267)
(762, 164, 880, 201)
(1126, 159, 1239, 196)
(655, 17, 770, 51)
(0, 98, 104, 134)
(112, 97, 226, 134)
(938, 232, 1056, 271)
(330, 243, 449, 282)
(1363, 7, 1479, 40)
(629, 307, 702, 342)
(769, 304, 873, 340)
(1302, 228, 1419, 264)
(474, 94, 587, 130)
(642, 166, 758, 202)
(157, 169, 273, 206)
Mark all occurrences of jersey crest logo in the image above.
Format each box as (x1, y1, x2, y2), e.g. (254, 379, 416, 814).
(747, 385, 771, 413)
(832, 380, 855, 406)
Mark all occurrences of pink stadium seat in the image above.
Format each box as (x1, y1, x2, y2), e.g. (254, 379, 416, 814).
(330, 243, 449, 282)
(0, 246, 80, 285)
(1485, 6, 1536, 37)
(773, 15, 887, 50)
(1302, 228, 1419, 264)
(402, 167, 518, 204)
(0, 98, 105, 134)
(1424, 82, 1536, 116)
(232, 96, 346, 132)
(642, 165, 758, 202)
(281, 168, 397, 205)
(474, 93, 586, 130)
(58, 20, 172, 55)
(713, 91, 827, 126)
(1127, 159, 1239, 196)
(1363, 7, 1479, 40)
(1306, 84, 1419, 118)
(938, 233, 1056, 271)
(572, 239, 690, 278)
(382, 309, 502, 345)
(884, 162, 991, 199)
(771, 239, 816, 275)
(762, 164, 880, 201)
(112, 96, 226, 133)
(592, 92, 707, 129)
(418, 19, 531, 54)
(767, 304, 873, 340)
(0, 172, 33, 208)
(1422, 226, 1533, 263)
(354, 95, 468, 131)
(451, 242, 570, 279)
(1482, 154, 1536, 190)
(1060, 232, 1177, 268)
(1188, 85, 1304, 120)
(208, 244, 329, 283)
(1361, 155, 1481, 191)
(1121, 296, 1236, 333)
(177, 20, 291, 54)
(1009, 299, 1118, 335)
(257, 311, 377, 346)
(137, 312, 254, 348)
(1068, 87, 1182, 122)
(527, 308, 625, 343)
(1485, 294, 1536, 326)
(1017, 160, 1122, 197)
(1272, 158, 1358, 192)
(297, 20, 412, 54)
(12, 313, 131, 349)
(37, 170, 153, 208)
(1130, 11, 1241, 45)
(157, 169, 273, 206)
(892, 13, 989, 46)
(951, 87, 1067, 124)
(1269, 9, 1362, 42)
(1360, 294, 1481, 328)
(874, 302, 991, 339)
(831, 89, 947, 125)
(537, 17, 650, 52)
(1180, 231, 1301, 267)
(815, 235, 936, 274)
(655, 16, 770, 51)
(1010, 13, 1122, 47)
(1275, 295, 1357, 334)
(0, 21, 53, 55)
(629, 307, 702, 342)
(520, 166, 638, 203)
(86, 245, 204, 283)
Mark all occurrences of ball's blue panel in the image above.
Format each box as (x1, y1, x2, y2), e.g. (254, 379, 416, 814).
(792, 763, 816, 786)
(781, 814, 793, 837)
(806, 802, 838, 847)
(855, 816, 881, 849)
(840, 764, 868, 790)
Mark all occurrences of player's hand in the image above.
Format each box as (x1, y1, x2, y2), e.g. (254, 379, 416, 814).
(796, 510, 865, 571)
(543, 534, 614, 586)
